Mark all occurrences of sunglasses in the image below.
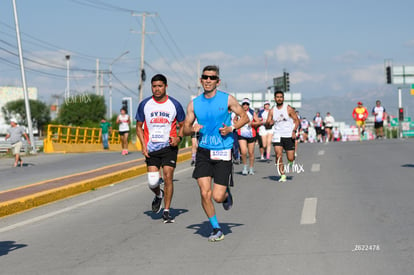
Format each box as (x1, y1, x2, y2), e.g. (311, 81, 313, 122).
(201, 75, 219, 80)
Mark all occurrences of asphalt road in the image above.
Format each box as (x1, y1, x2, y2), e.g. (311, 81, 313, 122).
(0, 139, 413, 274)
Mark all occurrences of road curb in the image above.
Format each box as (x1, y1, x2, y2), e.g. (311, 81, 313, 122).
(0, 150, 192, 218)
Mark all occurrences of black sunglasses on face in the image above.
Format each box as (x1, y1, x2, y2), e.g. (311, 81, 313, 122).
(201, 75, 219, 80)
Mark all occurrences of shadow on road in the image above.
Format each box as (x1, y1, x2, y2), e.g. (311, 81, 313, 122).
(143, 208, 189, 220)
(267, 175, 294, 181)
(187, 221, 244, 238)
(401, 164, 414, 168)
(0, 241, 27, 257)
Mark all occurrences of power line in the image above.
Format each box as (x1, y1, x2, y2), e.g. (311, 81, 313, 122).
(0, 44, 99, 75)
(0, 20, 115, 62)
(153, 16, 195, 79)
(144, 61, 193, 93)
(111, 72, 137, 95)
(67, 0, 146, 13)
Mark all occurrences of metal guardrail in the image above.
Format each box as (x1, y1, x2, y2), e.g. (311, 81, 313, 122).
(45, 125, 121, 145)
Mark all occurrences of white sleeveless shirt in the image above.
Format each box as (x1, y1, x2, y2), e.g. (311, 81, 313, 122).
(272, 104, 294, 138)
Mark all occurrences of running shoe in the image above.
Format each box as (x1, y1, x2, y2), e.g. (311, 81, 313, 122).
(242, 167, 248, 175)
(260, 155, 265, 160)
(222, 188, 233, 210)
(151, 189, 164, 213)
(248, 168, 255, 175)
(278, 175, 287, 182)
(162, 210, 175, 223)
(208, 228, 224, 242)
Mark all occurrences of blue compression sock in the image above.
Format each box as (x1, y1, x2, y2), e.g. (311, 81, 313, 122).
(208, 215, 220, 229)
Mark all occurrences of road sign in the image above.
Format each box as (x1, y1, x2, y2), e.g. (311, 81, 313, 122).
(392, 66, 414, 84)
(284, 93, 302, 108)
(402, 122, 410, 131)
(273, 76, 284, 91)
(411, 84, 414, 95)
(390, 117, 411, 127)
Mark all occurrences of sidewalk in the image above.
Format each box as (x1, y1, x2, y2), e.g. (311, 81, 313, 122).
(0, 148, 192, 217)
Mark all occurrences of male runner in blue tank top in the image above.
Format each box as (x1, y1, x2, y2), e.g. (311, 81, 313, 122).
(183, 65, 249, 242)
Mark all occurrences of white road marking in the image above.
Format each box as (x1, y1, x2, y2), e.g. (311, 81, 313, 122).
(318, 150, 325, 156)
(300, 197, 317, 225)
(311, 163, 320, 172)
(0, 167, 194, 233)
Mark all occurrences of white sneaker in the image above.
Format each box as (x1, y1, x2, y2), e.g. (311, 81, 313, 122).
(248, 168, 254, 175)
(242, 167, 248, 175)
(278, 175, 287, 182)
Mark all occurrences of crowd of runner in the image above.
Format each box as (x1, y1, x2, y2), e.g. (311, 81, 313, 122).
(134, 65, 388, 242)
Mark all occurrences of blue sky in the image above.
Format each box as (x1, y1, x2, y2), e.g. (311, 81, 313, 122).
(1, 0, 414, 120)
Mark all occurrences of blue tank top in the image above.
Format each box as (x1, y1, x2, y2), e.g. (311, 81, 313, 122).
(193, 90, 233, 150)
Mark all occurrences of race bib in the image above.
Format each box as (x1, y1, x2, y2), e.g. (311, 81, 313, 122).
(151, 128, 167, 142)
(210, 149, 231, 161)
(272, 134, 281, 143)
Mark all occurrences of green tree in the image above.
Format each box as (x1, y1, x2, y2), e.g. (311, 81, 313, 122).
(1, 99, 51, 136)
(58, 93, 106, 126)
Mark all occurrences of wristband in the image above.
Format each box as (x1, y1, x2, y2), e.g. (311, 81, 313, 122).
(230, 125, 235, 132)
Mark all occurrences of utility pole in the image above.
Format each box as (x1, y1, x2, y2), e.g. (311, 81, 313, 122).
(197, 60, 201, 95)
(132, 12, 157, 102)
(12, 0, 35, 153)
(109, 51, 129, 118)
(189, 60, 201, 96)
(100, 70, 104, 96)
(65, 55, 70, 100)
(96, 59, 100, 95)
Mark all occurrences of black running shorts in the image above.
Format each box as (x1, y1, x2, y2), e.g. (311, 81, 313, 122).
(192, 147, 233, 187)
(272, 137, 295, 151)
(237, 135, 257, 144)
(374, 121, 384, 129)
(145, 146, 178, 168)
(315, 127, 322, 135)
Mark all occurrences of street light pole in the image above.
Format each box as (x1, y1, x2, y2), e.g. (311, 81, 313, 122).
(65, 55, 70, 101)
(131, 12, 156, 102)
(109, 51, 129, 119)
(139, 13, 146, 102)
(12, 0, 35, 153)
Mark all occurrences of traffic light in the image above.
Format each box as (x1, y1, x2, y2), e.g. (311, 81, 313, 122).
(122, 100, 128, 114)
(386, 66, 392, 84)
(284, 72, 290, 92)
(398, 107, 404, 121)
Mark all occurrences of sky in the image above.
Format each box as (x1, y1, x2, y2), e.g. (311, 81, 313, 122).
(1, 0, 414, 123)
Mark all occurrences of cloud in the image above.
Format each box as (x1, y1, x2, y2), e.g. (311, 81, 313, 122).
(347, 64, 384, 85)
(265, 44, 310, 64)
(292, 71, 326, 84)
(25, 50, 73, 71)
(334, 51, 361, 63)
(404, 39, 414, 47)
